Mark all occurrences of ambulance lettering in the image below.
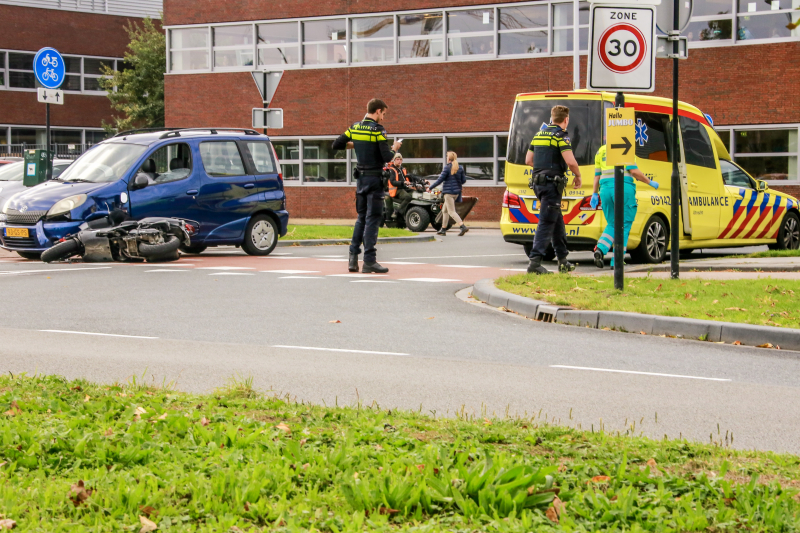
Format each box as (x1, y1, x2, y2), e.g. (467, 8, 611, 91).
(688, 196, 729, 207)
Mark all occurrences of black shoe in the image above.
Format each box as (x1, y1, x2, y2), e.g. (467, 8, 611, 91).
(593, 249, 605, 269)
(362, 262, 389, 274)
(348, 254, 359, 273)
(458, 225, 469, 236)
(436, 229, 446, 236)
(558, 260, 576, 273)
(527, 257, 551, 275)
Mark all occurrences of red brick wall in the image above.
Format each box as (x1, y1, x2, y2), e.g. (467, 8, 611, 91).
(0, 5, 153, 130)
(285, 185, 503, 221)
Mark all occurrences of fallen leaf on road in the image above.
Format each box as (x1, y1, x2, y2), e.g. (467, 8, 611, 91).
(732, 341, 742, 345)
(139, 515, 158, 532)
(545, 506, 559, 523)
(684, 293, 692, 299)
(640, 331, 646, 335)
(275, 423, 291, 433)
(329, 320, 341, 323)
(0, 519, 16, 530)
(553, 496, 566, 517)
(757, 343, 774, 348)
(591, 475, 610, 483)
(200, 417, 210, 426)
(69, 480, 93, 507)
(426, 317, 434, 319)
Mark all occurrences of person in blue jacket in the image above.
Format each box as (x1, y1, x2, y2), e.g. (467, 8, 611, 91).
(429, 151, 469, 236)
(591, 144, 659, 268)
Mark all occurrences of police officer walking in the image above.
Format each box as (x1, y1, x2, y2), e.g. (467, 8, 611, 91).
(525, 105, 582, 275)
(332, 98, 402, 273)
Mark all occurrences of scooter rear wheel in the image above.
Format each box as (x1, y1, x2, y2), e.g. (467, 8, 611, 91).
(41, 239, 81, 263)
(138, 235, 181, 258)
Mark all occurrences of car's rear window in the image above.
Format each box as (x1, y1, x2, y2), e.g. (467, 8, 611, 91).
(508, 98, 603, 166)
(199, 141, 246, 177)
(246, 142, 277, 174)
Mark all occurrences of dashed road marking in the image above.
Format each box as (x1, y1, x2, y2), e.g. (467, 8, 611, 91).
(436, 264, 488, 269)
(550, 365, 731, 382)
(40, 329, 158, 339)
(351, 280, 399, 283)
(262, 270, 321, 274)
(209, 272, 255, 276)
(380, 261, 426, 265)
(272, 345, 410, 356)
(145, 269, 189, 273)
(0, 266, 112, 275)
(279, 276, 324, 279)
(394, 253, 526, 260)
(198, 266, 255, 270)
(328, 273, 388, 278)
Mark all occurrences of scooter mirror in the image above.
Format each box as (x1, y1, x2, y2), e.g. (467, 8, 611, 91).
(131, 173, 149, 191)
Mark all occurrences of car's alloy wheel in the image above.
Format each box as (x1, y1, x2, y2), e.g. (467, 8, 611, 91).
(242, 215, 279, 256)
(646, 220, 667, 260)
(251, 220, 275, 251)
(783, 214, 799, 249)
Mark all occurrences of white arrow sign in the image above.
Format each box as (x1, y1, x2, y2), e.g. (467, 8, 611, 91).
(587, 5, 657, 92)
(37, 87, 65, 105)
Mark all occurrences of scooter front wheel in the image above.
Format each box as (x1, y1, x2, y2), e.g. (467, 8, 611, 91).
(41, 239, 81, 263)
(138, 235, 181, 258)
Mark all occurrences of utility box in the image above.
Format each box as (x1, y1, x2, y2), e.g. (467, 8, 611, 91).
(23, 149, 52, 187)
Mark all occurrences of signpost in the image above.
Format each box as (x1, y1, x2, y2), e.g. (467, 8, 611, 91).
(33, 47, 65, 181)
(251, 71, 284, 133)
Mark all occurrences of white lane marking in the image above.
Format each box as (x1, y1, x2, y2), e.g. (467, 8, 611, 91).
(394, 253, 526, 260)
(550, 365, 731, 382)
(400, 277, 462, 283)
(328, 273, 388, 278)
(262, 270, 321, 274)
(145, 269, 188, 273)
(314, 255, 346, 258)
(131, 263, 196, 267)
(258, 256, 307, 260)
(380, 261, 425, 265)
(280, 276, 323, 279)
(0, 266, 112, 275)
(271, 252, 293, 256)
(198, 266, 255, 270)
(273, 345, 409, 356)
(436, 264, 488, 269)
(317, 259, 349, 262)
(503, 268, 528, 272)
(209, 272, 255, 276)
(40, 329, 158, 339)
(351, 280, 399, 283)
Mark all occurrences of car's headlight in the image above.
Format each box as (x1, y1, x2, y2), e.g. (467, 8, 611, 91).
(47, 194, 87, 218)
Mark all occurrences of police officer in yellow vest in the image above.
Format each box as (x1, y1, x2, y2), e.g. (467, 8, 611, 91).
(333, 99, 401, 274)
(526, 105, 582, 275)
(590, 144, 659, 268)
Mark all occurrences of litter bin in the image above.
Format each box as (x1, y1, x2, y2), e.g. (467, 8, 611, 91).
(23, 149, 53, 187)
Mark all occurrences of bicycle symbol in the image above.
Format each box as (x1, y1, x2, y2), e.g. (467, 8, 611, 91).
(42, 68, 59, 83)
(41, 53, 59, 68)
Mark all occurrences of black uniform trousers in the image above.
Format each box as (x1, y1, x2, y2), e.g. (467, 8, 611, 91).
(529, 180, 569, 261)
(350, 174, 384, 263)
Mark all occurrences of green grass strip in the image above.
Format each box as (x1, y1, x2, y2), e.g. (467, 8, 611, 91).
(497, 274, 800, 329)
(723, 249, 800, 259)
(282, 225, 416, 241)
(2, 373, 800, 531)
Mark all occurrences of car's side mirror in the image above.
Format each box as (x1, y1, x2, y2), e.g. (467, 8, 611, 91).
(757, 180, 767, 192)
(131, 173, 149, 191)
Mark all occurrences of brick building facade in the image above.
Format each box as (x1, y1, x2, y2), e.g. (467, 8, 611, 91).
(0, 1, 162, 154)
(163, 1, 799, 221)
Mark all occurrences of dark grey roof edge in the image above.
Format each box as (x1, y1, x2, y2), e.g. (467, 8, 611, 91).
(471, 278, 800, 352)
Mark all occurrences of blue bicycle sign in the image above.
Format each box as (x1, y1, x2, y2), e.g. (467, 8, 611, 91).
(33, 47, 65, 89)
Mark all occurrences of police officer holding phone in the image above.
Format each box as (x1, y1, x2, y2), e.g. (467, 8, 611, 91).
(333, 98, 402, 273)
(525, 105, 582, 275)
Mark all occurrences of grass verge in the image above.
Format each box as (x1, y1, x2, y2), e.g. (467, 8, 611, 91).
(496, 274, 800, 328)
(282, 225, 415, 240)
(3, 373, 800, 531)
(722, 249, 800, 259)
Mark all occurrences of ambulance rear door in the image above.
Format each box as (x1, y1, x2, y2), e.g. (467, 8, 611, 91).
(679, 116, 724, 240)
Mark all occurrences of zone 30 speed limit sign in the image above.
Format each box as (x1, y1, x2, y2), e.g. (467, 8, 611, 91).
(588, 5, 656, 92)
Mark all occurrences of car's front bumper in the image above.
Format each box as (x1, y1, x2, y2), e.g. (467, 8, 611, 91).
(0, 219, 83, 253)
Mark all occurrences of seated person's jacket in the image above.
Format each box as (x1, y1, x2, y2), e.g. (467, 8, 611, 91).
(385, 165, 411, 197)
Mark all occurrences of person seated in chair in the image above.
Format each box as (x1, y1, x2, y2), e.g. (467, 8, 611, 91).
(384, 153, 413, 220)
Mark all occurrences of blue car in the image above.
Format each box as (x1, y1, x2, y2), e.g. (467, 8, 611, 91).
(0, 128, 289, 259)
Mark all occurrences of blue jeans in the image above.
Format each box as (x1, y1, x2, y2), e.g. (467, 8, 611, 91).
(597, 181, 637, 265)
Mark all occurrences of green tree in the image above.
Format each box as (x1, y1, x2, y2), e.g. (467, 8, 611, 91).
(100, 17, 165, 132)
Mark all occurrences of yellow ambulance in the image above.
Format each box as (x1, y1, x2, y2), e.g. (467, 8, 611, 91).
(501, 91, 800, 263)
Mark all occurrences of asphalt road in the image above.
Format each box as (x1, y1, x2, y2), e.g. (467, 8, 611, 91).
(2, 231, 799, 453)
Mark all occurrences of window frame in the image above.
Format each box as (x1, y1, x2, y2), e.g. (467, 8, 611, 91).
(257, 21, 302, 68)
(685, 0, 800, 48)
(0, 49, 120, 95)
(212, 24, 256, 70)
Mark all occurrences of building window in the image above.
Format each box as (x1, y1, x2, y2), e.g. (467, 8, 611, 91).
(499, 4, 549, 55)
(258, 22, 300, 67)
(213, 25, 254, 68)
(686, 0, 800, 44)
(303, 19, 347, 65)
(1, 51, 117, 94)
(83, 58, 111, 91)
(170, 28, 209, 71)
(272, 140, 300, 180)
(398, 12, 444, 60)
(731, 128, 798, 181)
(0, 52, 5, 88)
(351, 16, 395, 63)
(8, 52, 35, 88)
(552, 2, 590, 53)
(302, 140, 347, 182)
(447, 9, 495, 57)
(446, 136, 495, 180)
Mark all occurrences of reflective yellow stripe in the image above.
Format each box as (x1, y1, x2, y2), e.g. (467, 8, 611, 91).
(349, 133, 381, 142)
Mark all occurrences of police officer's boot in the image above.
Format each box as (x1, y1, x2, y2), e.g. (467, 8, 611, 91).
(362, 261, 389, 274)
(558, 258, 576, 273)
(348, 254, 359, 273)
(527, 256, 551, 275)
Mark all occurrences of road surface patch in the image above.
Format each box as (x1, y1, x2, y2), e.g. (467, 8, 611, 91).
(272, 344, 409, 356)
(39, 329, 158, 339)
(401, 278, 462, 283)
(550, 365, 731, 382)
(262, 270, 321, 274)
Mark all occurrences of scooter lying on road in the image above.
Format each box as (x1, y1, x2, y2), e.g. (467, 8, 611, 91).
(41, 211, 198, 263)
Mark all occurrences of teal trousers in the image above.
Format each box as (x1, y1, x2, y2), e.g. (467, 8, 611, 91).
(597, 180, 637, 264)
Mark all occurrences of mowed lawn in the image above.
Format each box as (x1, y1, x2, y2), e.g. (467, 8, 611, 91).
(282, 225, 415, 240)
(496, 275, 800, 329)
(2, 374, 800, 531)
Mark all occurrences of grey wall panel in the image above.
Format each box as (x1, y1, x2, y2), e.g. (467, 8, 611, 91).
(0, 0, 162, 18)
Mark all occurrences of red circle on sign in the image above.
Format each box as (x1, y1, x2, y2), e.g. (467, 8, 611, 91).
(598, 23, 647, 74)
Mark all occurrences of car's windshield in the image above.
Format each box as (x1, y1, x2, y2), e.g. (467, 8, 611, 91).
(58, 143, 148, 183)
(0, 162, 24, 182)
(507, 98, 603, 166)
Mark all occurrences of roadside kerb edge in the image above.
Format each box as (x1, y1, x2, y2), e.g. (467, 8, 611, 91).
(278, 235, 435, 247)
(470, 278, 800, 352)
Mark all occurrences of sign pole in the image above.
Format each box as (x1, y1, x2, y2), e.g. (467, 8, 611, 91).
(670, 0, 680, 279)
(613, 91, 625, 291)
(45, 102, 52, 180)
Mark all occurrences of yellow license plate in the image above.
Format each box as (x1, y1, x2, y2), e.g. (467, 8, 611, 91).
(5, 227, 29, 238)
(560, 201, 570, 210)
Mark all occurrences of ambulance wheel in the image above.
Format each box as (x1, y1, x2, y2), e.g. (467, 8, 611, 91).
(405, 207, 431, 232)
(770, 211, 800, 250)
(630, 216, 668, 264)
